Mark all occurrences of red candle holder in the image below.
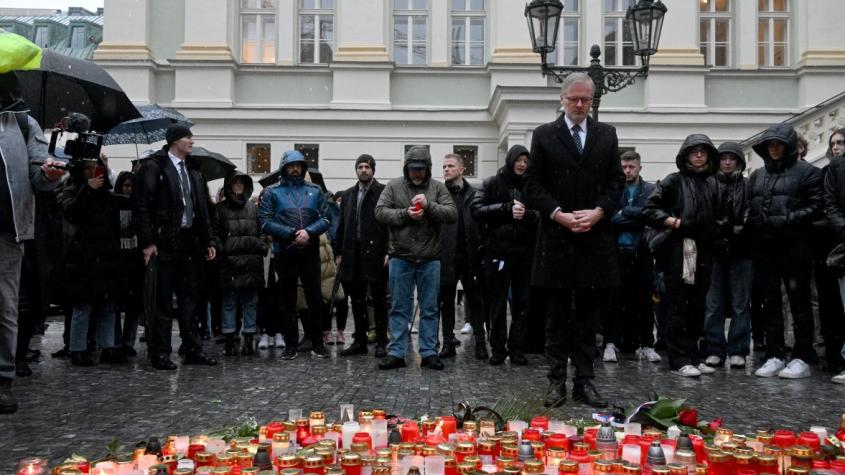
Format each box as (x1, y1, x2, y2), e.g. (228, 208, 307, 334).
(523, 429, 542, 442)
(546, 433, 569, 452)
(265, 422, 285, 440)
(440, 416, 457, 438)
(772, 430, 796, 449)
(402, 422, 420, 443)
(530, 416, 549, 432)
(797, 432, 820, 452)
(353, 432, 373, 450)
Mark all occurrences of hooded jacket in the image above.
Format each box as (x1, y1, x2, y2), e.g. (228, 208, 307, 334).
(213, 172, 268, 290)
(471, 144, 539, 258)
(709, 141, 751, 257)
(747, 124, 823, 240)
(374, 147, 457, 263)
(258, 150, 330, 255)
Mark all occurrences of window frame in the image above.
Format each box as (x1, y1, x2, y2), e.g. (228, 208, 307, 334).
(246, 143, 273, 175)
(698, 0, 733, 68)
(549, 0, 581, 67)
(757, 0, 790, 68)
(602, 0, 637, 67)
(295, 143, 320, 170)
(393, 0, 430, 66)
(449, 0, 486, 67)
(239, 0, 278, 64)
(298, 0, 335, 65)
(69, 25, 86, 49)
(34, 25, 50, 48)
(452, 145, 478, 178)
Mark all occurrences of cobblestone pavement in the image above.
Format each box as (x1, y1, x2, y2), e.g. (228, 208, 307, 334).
(1, 315, 843, 471)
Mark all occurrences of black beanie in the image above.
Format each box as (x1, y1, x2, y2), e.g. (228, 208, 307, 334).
(165, 124, 192, 145)
(355, 154, 376, 171)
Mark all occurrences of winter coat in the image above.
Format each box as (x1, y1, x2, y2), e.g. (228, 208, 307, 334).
(375, 151, 458, 263)
(132, 147, 216, 256)
(524, 115, 625, 289)
(319, 234, 344, 303)
(258, 150, 330, 256)
(610, 177, 656, 250)
(213, 172, 269, 291)
(332, 179, 389, 282)
(471, 144, 539, 259)
(440, 179, 483, 285)
(824, 156, 845, 242)
(57, 178, 127, 302)
(709, 142, 751, 258)
(113, 172, 144, 304)
(747, 124, 823, 241)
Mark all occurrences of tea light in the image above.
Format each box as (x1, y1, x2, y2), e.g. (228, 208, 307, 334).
(311, 412, 326, 429)
(17, 458, 48, 475)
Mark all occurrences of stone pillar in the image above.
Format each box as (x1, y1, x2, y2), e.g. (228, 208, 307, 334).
(277, 0, 295, 65)
(735, 0, 757, 69)
(487, 0, 545, 97)
(796, 0, 845, 108)
(93, 0, 155, 103)
(430, 0, 448, 67)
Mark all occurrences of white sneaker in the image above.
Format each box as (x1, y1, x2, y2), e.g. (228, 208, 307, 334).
(697, 363, 716, 374)
(728, 355, 746, 368)
(778, 358, 811, 379)
(636, 347, 662, 363)
(754, 357, 785, 378)
(672, 365, 701, 377)
(603, 343, 619, 362)
(704, 355, 722, 366)
(460, 322, 473, 334)
(832, 370, 845, 384)
(258, 334, 269, 350)
(274, 333, 285, 348)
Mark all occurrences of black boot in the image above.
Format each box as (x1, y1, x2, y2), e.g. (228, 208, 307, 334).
(0, 378, 18, 414)
(71, 351, 96, 367)
(543, 379, 567, 408)
(100, 348, 129, 364)
(475, 338, 489, 360)
(15, 360, 32, 377)
(242, 334, 255, 356)
(224, 334, 237, 356)
(297, 336, 313, 353)
(439, 342, 456, 358)
(340, 340, 368, 356)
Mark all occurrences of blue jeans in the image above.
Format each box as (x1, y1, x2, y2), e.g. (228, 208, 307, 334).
(387, 258, 440, 359)
(221, 289, 258, 334)
(70, 301, 116, 352)
(704, 256, 752, 358)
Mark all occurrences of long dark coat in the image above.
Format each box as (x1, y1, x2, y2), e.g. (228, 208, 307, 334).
(524, 115, 625, 289)
(332, 180, 389, 282)
(439, 180, 483, 286)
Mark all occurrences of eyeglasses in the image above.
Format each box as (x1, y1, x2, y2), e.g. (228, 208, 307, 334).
(832, 140, 845, 146)
(565, 96, 593, 105)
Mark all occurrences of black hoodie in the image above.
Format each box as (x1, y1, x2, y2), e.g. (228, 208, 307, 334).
(470, 145, 539, 258)
(709, 141, 751, 257)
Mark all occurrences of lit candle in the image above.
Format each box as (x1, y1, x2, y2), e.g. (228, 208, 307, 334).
(311, 411, 326, 429)
(343, 421, 361, 449)
(272, 432, 292, 459)
(16, 458, 48, 475)
(359, 411, 374, 434)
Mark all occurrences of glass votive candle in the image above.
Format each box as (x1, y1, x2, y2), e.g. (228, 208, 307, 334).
(17, 458, 49, 475)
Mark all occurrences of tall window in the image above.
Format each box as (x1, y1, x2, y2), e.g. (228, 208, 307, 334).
(295, 144, 320, 170)
(550, 0, 580, 66)
(69, 26, 86, 48)
(393, 0, 428, 65)
(241, 0, 276, 64)
(299, 0, 334, 64)
(699, 0, 731, 67)
(453, 145, 477, 177)
(758, 0, 789, 67)
(34, 26, 50, 48)
(603, 0, 635, 66)
(450, 0, 485, 66)
(246, 143, 272, 175)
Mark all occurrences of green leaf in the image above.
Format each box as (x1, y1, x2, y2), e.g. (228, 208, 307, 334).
(647, 398, 686, 420)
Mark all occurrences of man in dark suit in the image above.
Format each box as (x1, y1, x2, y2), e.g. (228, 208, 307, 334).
(525, 73, 625, 408)
(333, 154, 390, 358)
(133, 124, 218, 370)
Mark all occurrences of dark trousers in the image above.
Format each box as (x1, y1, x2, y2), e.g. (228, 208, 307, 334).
(344, 250, 388, 346)
(605, 247, 655, 350)
(322, 298, 348, 332)
(754, 240, 815, 363)
(810, 237, 845, 369)
(486, 253, 532, 355)
(439, 254, 485, 343)
(148, 248, 204, 357)
(545, 288, 601, 385)
(276, 247, 322, 349)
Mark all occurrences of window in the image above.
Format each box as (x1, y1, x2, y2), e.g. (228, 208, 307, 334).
(603, 0, 635, 66)
(450, 0, 485, 66)
(299, 0, 334, 64)
(69, 26, 86, 48)
(241, 0, 276, 64)
(699, 0, 731, 67)
(246, 143, 272, 175)
(758, 0, 789, 67)
(393, 0, 428, 65)
(404, 144, 430, 154)
(549, 0, 580, 66)
(453, 145, 477, 177)
(295, 144, 320, 170)
(34, 26, 50, 48)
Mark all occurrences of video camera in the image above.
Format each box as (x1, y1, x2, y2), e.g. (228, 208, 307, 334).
(47, 113, 104, 172)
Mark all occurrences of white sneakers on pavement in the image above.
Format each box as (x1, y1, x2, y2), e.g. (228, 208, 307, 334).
(460, 323, 473, 334)
(258, 334, 270, 350)
(635, 347, 661, 362)
(697, 363, 716, 374)
(274, 333, 285, 348)
(603, 343, 619, 362)
(704, 355, 722, 367)
(832, 371, 845, 384)
(728, 355, 746, 368)
(754, 357, 785, 377)
(672, 365, 701, 377)
(777, 359, 811, 379)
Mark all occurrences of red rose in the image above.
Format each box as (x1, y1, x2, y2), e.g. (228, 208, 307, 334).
(708, 417, 724, 431)
(677, 408, 698, 427)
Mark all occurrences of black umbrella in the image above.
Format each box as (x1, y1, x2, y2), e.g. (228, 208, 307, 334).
(257, 167, 327, 191)
(187, 147, 236, 181)
(16, 49, 141, 132)
(103, 104, 193, 146)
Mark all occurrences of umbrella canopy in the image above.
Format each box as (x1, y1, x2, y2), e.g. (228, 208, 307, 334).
(0, 28, 41, 73)
(103, 104, 193, 146)
(187, 147, 236, 182)
(258, 169, 282, 188)
(258, 167, 327, 191)
(16, 49, 140, 132)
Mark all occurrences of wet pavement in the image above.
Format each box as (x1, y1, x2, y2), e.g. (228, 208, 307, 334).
(1, 315, 844, 471)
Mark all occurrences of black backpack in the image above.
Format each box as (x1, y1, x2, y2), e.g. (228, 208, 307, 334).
(14, 112, 31, 144)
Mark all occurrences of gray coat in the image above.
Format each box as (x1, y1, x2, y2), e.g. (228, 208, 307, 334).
(0, 111, 62, 242)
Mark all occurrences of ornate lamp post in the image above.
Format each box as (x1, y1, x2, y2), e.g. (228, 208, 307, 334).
(525, 0, 667, 120)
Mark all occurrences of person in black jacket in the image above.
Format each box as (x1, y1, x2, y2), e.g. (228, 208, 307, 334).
(112, 171, 143, 357)
(605, 151, 659, 363)
(823, 129, 845, 385)
(748, 124, 822, 379)
(132, 124, 218, 370)
(213, 172, 268, 356)
(643, 134, 718, 378)
(701, 142, 752, 371)
(471, 144, 537, 365)
(438, 154, 486, 360)
(333, 155, 390, 358)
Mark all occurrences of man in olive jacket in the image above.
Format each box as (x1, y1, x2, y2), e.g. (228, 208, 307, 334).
(375, 146, 457, 370)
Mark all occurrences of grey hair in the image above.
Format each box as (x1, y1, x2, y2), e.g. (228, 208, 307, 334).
(560, 72, 595, 96)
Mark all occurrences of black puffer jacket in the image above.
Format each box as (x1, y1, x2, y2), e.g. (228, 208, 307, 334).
(709, 141, 751, 258)
(747, 124, 823, 240)
(213, 172, 268, 290)
(471, 144, 539, 258)
(824, 156, 845, 241)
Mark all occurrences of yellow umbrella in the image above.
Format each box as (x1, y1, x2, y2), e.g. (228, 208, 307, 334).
(0, 28, 42, 73)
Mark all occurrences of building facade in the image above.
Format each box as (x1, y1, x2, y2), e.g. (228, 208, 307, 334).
(94, 0, 845, 191)
(0, 7, 103, 60)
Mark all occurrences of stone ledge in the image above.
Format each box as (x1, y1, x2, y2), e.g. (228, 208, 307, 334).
(334, 45, 391, 62)
(490, 47, 541, 65)
(173, 43, 235, 62)
(649, 48, 705, 66)
(92, 43, 153, 61)
(799, 49, 845, 67)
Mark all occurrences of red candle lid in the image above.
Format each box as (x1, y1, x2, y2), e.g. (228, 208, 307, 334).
(772, 430, 796, 448)
(798, 432, 820, 451)
(523, 429, 542, 442)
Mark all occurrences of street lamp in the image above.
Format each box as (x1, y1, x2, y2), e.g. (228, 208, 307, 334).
(525, 0, 667, 120)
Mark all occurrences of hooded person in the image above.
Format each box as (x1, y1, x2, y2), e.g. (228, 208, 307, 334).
(747, 124, 823, 379)
(471, 144, 539, 365)
(258, 150, 331, 359)
(374, 145, 457, 371)
(643, 134, 719, 377)
(111, 171, 144, 356)
(700, 141, 753, 371)
(214, 172, 269, 356)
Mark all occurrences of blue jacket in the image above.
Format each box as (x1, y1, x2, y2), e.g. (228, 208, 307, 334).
(258, 151, 330, 254)
(611, 177, 655, 249)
